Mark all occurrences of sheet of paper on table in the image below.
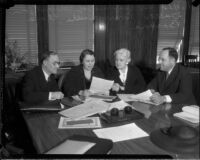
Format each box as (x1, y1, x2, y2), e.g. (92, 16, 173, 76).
(58, 116, 102, 129)
(89, 77, 114, 95)
(173, 105, 199, 124)
(117, 90, 162, 105)
(59, 100, 109, 120)
(46, 139, 95, 154)
(93, 123, 149, 142)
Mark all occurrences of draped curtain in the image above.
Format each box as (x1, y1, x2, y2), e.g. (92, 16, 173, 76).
(36, 5, 49, 65)
(95, 5, 159, 71)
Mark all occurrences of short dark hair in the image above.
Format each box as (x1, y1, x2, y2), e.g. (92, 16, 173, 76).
(162, 47, 178, 61)
(79, 49, 94, 63)
(40, 51, 57, 64)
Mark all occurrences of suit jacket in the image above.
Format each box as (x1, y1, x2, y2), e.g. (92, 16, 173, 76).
(148, 64, 196, 105)
(62, 65, 104, 97)
(22, 66, 60, 104)
(106, 65, 146, 95)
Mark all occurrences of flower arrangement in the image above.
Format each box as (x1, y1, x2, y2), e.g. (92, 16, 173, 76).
(5, 39, 28, 71)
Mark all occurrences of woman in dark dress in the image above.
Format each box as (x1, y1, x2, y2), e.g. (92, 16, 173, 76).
(106, 48, 146, 95)
(62, 49, 104, 97)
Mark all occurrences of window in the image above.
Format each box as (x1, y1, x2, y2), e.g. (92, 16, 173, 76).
(188, 5, 199, 61)
(48, 5, 94, 65)
(6, 5, 38, 64)
(156, 0, 186, 63)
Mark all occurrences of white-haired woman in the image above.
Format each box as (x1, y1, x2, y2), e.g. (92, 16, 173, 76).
(107, 48, 146, 95)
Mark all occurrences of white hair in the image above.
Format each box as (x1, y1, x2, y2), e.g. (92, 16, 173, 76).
(114, 48, 131, 59)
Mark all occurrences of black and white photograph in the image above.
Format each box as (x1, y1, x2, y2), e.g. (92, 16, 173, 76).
(0, 0, 199, 158)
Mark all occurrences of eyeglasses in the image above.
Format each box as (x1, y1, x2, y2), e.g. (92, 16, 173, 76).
(52, 61, 60, 66)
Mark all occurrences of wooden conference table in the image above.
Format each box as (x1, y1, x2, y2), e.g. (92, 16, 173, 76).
(22, 98, 199, 158)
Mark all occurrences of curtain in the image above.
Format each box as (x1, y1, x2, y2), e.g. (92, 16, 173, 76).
(94, 5, 159, 71)
(36, 5, 49, 65)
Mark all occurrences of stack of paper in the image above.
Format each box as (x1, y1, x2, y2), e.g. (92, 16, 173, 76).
(118, 90, 152, 101)
(117, 90, 161, 105)
(174, 105, 199, 124)
(59, 100, 109, 120)
(93, 123, 149, 142)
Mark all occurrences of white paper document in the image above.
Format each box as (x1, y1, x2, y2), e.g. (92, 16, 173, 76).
(59, 100, 109, 120)
(89, 77, 114, 94)
(118, 90, 152, 101)
(173, 105, 199, 124)
(117, 90, 161, 105)
(58, 116, 102, 129)
(93, 123, 149, 142)
(46, 140, 95, 154)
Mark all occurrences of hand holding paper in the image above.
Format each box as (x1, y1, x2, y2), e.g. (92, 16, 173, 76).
(89, 77, 114, 95)
(118, 90, 163, 105)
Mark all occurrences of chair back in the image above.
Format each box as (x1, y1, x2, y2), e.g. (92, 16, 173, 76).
(58, 69, 70, 90)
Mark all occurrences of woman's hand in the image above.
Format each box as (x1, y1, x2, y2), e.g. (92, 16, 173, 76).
(111, 83, 124, 92)
(78, 89, 92, 97)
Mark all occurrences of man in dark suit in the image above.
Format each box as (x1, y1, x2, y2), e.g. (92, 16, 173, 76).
(148, 47, 196, 105)
(22, 51, 64, 104)
(106, 48, 146, 95)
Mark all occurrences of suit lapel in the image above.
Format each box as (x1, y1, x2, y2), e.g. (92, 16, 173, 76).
(38, 66, 49, 87)
(159, 71, 167, 92)
(114, 67, 123, 86)
(124, 66, 131, 88)
(164, 64, 178, 90)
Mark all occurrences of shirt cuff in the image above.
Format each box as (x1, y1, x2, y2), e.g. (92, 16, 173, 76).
(164, 95, 172, 103)
(49, 92, 55, 101)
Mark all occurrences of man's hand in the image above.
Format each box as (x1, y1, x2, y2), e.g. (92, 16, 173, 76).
(51, 92, 64, 100)
(111, 83, 124, 92)
(150, 89, 156, 94)
(150, 92, 166, 105)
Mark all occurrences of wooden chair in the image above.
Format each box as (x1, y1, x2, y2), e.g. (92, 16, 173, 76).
(58, 69, 70, 90)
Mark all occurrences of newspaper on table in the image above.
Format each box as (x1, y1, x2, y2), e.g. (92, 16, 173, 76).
(59, 100, 109, 120)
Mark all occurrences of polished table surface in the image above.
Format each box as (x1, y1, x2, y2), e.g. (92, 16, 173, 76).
(22, 99, 199, 158)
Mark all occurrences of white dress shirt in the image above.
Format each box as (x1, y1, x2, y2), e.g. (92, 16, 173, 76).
(42, 68, 54, 100)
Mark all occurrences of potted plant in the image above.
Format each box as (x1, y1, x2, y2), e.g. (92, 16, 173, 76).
(5, 39, 28, 72)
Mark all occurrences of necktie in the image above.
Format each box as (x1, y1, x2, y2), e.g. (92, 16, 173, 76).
(166, 72, 169, 80)
(48, 74, 53, 82)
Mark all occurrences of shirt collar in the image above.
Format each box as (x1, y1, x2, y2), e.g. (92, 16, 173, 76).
(168, 64, 175, 75)
(42, 67, 50, 81)
(119, 66, 128, 75)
